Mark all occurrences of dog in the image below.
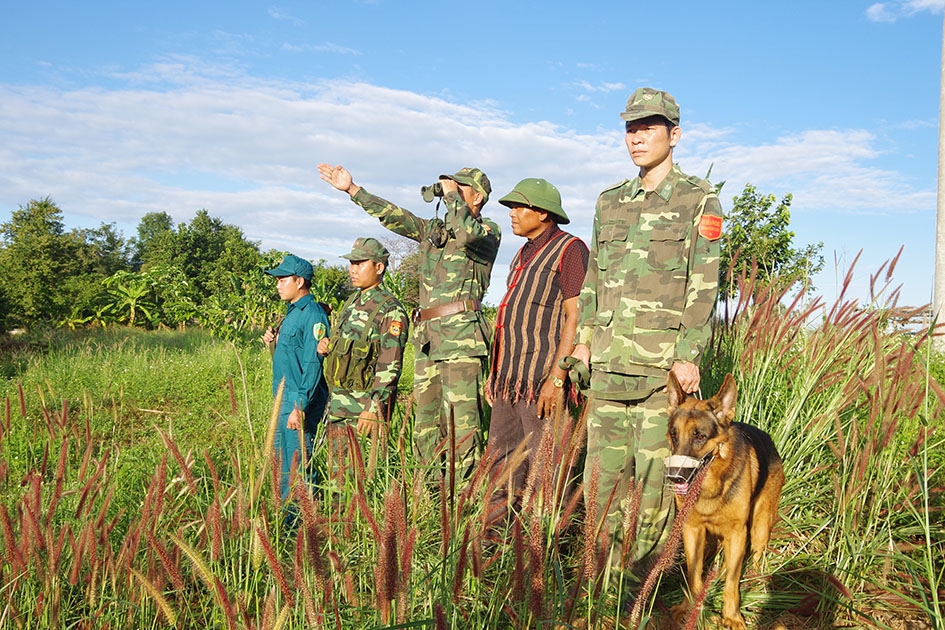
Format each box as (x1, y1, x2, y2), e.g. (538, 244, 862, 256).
(665, 372, 784, 630)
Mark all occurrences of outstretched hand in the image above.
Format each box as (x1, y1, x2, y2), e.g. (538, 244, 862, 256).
(317, 163, 355, 193)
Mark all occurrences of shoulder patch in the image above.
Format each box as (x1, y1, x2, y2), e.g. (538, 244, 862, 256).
(313, 322, 327, 340)
(388, 321, 403, 337)
(699, 214, 723, 240)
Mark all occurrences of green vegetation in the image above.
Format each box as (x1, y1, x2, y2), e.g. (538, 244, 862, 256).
(0, 263, 942, 629)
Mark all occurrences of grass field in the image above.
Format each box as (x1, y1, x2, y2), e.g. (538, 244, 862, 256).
(0, 277, 942, 629)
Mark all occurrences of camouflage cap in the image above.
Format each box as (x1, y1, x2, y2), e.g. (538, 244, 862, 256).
(340, 237, 390, 265)
(265, 254, 314, 281)
(498, 178, 570, 224)
(619, 87, 680, 126)
(440, 167, 492, 204)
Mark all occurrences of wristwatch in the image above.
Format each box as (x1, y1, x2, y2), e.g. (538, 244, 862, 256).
(551, 376, 565, 388)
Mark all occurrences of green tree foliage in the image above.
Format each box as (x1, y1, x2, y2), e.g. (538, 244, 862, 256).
(720, 183, 825, 298)
(0, 197, 131, 327)
(134, 210, 263, 300)
(310, 260, 352, 317)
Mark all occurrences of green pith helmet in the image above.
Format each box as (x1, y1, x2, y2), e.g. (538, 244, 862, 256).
(620, 87, 680, 126)
(498, 178, 569, 224)
(340, 237, 390, 264)
(440, 167, 492, 204)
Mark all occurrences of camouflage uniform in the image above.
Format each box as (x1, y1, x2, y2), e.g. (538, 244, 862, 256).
(577, 89, 723, 566)
(323, 284, 409, 422)
(350, 170, 500, 478)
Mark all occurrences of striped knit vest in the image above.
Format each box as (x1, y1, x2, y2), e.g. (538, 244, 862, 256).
(489, 231, 581, 403)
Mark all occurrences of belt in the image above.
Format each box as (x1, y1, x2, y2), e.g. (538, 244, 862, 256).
(412, 299, 482, 324)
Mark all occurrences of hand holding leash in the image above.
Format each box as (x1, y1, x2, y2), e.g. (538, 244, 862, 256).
(557, 355, 590, 394)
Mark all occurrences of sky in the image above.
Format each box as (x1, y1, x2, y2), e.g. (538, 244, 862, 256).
(1, 0, 943, 310)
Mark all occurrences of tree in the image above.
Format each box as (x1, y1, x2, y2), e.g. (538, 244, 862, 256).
(132, 211, 176, 270)
(0, 197, 78, 325)
(720, 183, 824, 298)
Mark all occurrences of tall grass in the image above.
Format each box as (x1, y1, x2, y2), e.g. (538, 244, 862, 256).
(0, 257, 942, 628)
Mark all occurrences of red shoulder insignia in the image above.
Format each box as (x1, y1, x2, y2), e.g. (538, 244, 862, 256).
(388, 321, 403, 337)
(699, 214, 722, 240)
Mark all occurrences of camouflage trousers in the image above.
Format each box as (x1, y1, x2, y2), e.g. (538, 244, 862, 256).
(412, 354, 487, 482)
(584, 391, 674, 567)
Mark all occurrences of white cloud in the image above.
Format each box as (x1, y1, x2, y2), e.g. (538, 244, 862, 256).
(0, 65, 934, 306)
(866, 0, 944, 22)
(268, 6, 304, 26)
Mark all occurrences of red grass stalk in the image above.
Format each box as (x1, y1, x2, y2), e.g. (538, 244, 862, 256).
(582, 461, 601, 583)
(43, 438, 70, 526)
(434, 601, 447, 630)
(374, 485, 404, 624)
(157, 428, 198, 494)
(49, 523, 70, 577)
(452, 523, 472, 603)
(439, 474, 450, 557)
(146, 530, 185, 591)
(227, 375, 238, 415)
(203, 450, 221, 495)
(682, 566, 719, 630)
(207, 498, 223, 563)
(67, 527, 83, 586)
(293, 535, 321, 626)
(620, 478, 644, 569)
(0, 504, 25, 573)
(213, 575, 239, 630)
(58, 398, 69, 431)
(627, 466, 706, 629)
(17, 382, 25, 417)
(528, 510, 546, 621)
(255, 525, 295, 606)
(74, 448, 110, 520)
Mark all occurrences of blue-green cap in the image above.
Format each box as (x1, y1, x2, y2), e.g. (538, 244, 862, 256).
(265, 254, 313, 281)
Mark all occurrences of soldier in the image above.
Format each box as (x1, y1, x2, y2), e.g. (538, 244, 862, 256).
(261, 254, 330, 514)
(320, 237, 409, 429)
(317, 163, 500, 482)
(485, 178, 588, 526)
(568, 88, 723, 570)
(318, 237, 409, 495)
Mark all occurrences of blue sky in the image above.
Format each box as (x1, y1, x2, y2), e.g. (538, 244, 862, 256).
(1, 0, 943, 309)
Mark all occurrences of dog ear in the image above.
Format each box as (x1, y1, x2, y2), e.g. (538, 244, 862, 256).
(714, 373, 738, 425)
(666, 370, 686, 410)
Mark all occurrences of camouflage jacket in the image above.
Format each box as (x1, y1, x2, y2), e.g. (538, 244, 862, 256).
(575, 164, 722, 400)
(352, 187, 500, 360)
(323, 283, 409, 420)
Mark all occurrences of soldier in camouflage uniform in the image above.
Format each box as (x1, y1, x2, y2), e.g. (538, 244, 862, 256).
(317, 163, 500, 481)
(318, 238, 408, 494)
(568, 88, 723, 569)
(319, 237, 409, 427)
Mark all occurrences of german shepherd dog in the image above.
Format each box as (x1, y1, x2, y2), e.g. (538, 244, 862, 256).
(665, 373, 784, 630)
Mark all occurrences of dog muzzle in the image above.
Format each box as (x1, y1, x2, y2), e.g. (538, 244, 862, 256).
(664, 453, 714, 496)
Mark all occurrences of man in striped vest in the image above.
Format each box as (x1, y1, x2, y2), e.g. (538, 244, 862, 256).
(485, 178, 588, 528)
